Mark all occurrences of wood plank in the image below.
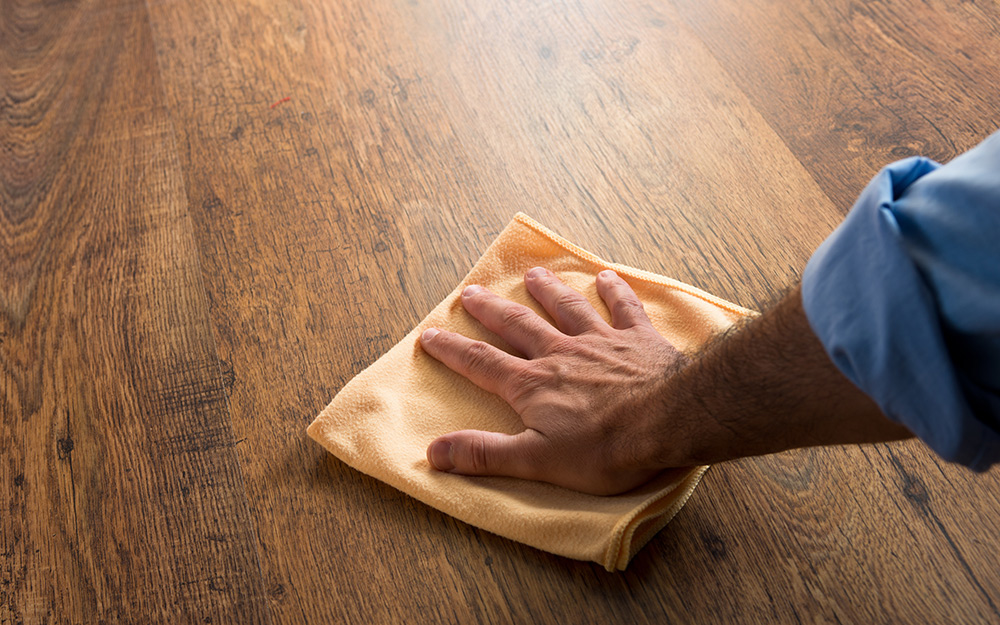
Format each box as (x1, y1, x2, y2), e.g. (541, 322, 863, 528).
(0, 0, 270, 622)
(396, 0, 842, 307)
(668, 0, 1000, 619)
(128, 0, 1000, 622)
(141, 0, 882, 623)
(671, 0, 1000, 210)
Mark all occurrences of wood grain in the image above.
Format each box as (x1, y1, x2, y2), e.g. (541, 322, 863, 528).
(3, 0, 999, 621)
(671, 0, 1000, 211)
(1, 0, 268, 622)
(667, 2, 1000, 620)
(144, 0, 847, 621)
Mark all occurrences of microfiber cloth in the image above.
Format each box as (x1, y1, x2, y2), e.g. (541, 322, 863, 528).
(307, 213, 753, 570)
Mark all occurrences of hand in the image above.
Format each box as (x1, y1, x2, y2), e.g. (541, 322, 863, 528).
(419, 267, 687, 495)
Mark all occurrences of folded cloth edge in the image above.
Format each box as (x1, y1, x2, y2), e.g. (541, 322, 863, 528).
(607, 466, 710, 570)
(511, 213, 756, 317)
(310, 213, 753, 572)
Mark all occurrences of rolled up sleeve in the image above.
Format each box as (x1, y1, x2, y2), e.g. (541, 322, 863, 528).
(802, 131, 1000, 470)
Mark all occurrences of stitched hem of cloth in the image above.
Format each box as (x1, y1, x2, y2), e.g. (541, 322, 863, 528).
(308, 213, 752, 571)
(513, 213, 756, 317)
(605, 465, 709, 571)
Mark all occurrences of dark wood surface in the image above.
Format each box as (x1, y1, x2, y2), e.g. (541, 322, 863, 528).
(2, 0, 998, 622)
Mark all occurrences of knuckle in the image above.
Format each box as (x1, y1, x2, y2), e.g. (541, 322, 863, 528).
(500, 304, 535, 328)
(554, 291, 586, 313)
(512, 362, 546, 388)
(546, 335, 579, 356)
(467, 436, 490, 473)
(461, 341, 495, 373)
(613, 296, 645, 318)
(505, 364, 547, 403)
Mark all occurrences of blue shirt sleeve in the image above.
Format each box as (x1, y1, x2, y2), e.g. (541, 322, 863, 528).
(801, 130, 1000, 470)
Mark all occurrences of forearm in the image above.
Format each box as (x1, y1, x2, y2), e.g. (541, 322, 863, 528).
(657, 284, 913, 467)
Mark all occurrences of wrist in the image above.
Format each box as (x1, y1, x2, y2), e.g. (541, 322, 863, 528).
(652, 355, 747, 468)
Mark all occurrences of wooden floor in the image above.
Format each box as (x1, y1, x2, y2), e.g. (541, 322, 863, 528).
(3, 0, 999, 622)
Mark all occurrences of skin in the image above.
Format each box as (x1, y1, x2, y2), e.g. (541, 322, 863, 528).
(419, 266, 913, 496)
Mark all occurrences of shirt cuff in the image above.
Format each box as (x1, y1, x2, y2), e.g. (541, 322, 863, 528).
(801, 157, 999, 470)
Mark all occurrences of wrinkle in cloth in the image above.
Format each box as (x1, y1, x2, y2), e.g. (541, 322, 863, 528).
(308, 213, 752, 570)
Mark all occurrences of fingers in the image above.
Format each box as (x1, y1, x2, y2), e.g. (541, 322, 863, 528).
(457, 269, 652, 342)
(426, 429, 545, 480)
(523, 267, 604, 335)
(459, 285, 560, 358)
(595, 269, 653, 329)
(419, 328, 521, 399)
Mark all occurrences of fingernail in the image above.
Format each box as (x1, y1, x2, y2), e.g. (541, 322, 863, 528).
(462, 284, 483, 297)
(526, 267, 547, 279)
(421, 328, 440, 342)
(428, 440, 454, 471)
(599, 269, 618, 279)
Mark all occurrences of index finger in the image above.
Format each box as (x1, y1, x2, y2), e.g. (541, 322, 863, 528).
(460, 285, 562, 358)
(419, 327, 522, 403)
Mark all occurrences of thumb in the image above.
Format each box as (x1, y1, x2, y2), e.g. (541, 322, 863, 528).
(426, 430, 541, 479)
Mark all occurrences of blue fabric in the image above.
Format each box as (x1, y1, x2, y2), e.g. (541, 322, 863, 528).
(802, 131, 1000, 470)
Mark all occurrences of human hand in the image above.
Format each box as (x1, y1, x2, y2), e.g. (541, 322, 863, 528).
(419, 267, 687, 495)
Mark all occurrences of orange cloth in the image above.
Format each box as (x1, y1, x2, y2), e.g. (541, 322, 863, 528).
(307, 213, 753, 570)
